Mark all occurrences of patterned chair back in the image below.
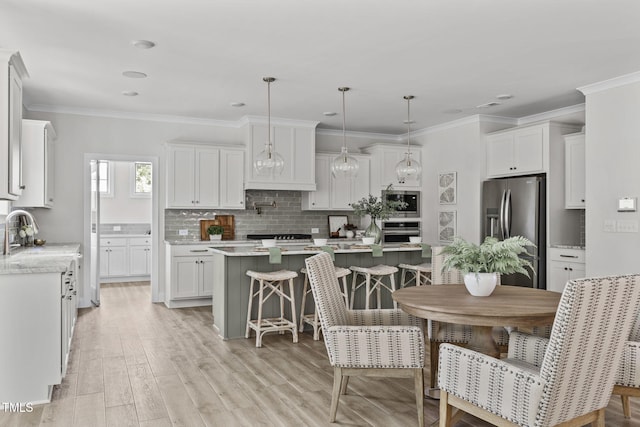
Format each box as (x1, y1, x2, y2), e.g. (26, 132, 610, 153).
(431, 246, 464, 285)
(305, 253, 349, 331)
(538, 274, 640, 426)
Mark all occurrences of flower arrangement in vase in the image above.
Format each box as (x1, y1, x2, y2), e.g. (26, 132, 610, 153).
(440, 236, 535, 296)
(351, 185, 407, 244)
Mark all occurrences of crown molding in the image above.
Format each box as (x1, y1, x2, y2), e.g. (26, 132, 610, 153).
(316, 127, 400, 142)
(578, 71, 640, 95)
(239, 115, 319, 129)
(517, 103, 585, 125)
(410, 114, 517, 138)
(0, 49, 29, 78)
(26, 104, 241, 127)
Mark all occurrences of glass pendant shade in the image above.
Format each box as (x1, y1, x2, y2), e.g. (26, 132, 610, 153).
(254, 77, 284, 177)
(331, 86, 358, 178)
(395, 95, 421, 183)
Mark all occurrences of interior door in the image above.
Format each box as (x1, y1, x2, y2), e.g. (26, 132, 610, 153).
(90, 160, 100, 306)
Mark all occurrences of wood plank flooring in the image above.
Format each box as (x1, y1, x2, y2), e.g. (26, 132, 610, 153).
(0, 281, 638, 426)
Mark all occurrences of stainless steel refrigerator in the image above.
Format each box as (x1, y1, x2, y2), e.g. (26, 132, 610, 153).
(482, 175, 546, 289)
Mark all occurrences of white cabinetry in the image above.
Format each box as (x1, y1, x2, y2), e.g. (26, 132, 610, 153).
(302, 153, 370, 210)
(0, 50, 28, 200)
(100, 237, 128, 278)
(166, 143, 245, 209)
(243, 118, 318, 191)
(14, 120, 56, 208)
(486, 125, 545, 177)
(363, 144, 422, 190)
(564, 132, 585, 209)
(128, 237, 151, 276)
(165, 244, 214, 308)
(548, 247, 585, 293)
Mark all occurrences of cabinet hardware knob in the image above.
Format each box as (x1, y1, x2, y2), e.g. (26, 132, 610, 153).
(19, 185, 25, 189)
(581, 199, 585, 202)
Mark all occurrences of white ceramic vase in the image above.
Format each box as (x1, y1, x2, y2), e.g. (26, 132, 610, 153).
(209, 234, 222, 241)
(463, 272, 498, 297)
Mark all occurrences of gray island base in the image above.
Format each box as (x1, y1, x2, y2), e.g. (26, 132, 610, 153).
(210, 244, 428, 340)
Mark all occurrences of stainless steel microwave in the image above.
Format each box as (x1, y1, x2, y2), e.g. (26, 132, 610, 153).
(382, 190, 420, 218)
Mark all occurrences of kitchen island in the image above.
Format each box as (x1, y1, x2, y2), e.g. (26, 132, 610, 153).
(209, 243, 429, 339)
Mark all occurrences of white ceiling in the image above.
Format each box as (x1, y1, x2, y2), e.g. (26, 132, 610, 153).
(2, 0, 640, 134)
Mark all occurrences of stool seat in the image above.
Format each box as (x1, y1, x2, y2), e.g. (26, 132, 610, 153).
(349, 264, 398, 309)
(245, 269, 299, 347)
(299, 266, 351, 340)
(399, 263, 432, 287)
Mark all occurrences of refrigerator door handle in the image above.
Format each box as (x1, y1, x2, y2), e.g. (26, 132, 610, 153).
(505, 189, 512, 238)
(499, 189, 507, 240)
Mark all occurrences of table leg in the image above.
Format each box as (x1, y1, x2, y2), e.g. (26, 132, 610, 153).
(467, 325, 500, 358)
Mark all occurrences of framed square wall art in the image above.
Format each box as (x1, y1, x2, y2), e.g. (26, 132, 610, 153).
(438, 172, 457, 204)
(438, 210, 456, 242)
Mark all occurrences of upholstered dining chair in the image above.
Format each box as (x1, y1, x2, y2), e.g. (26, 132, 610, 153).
(438, 274, 640, 427)
(428, 246, 510, 388)
(613, 307, 640, 418)
(304, 252, 425, 427)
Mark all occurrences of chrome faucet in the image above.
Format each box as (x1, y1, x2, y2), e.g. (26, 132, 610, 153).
(3, 209, 39, 255)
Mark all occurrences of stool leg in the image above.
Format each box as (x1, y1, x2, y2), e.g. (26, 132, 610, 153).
(400, 268, 407, 288)
(256, 279, 265, 347)
(279, 280, 286, 335)
(389, 274, 397, 309)
(415, 271, 421, 287)
(376, 276, 382, 309)
(245, 277, 255, 339)
(289, 278, 299, 343)
(350, 272, 358, 309)
(299, 273, 309, 333)
(365, 273, 372, 310)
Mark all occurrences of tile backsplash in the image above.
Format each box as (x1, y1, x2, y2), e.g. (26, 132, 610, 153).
(165, 190, 360, 241)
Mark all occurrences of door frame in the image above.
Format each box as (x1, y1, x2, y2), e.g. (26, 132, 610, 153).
(83, 153, 160, 305)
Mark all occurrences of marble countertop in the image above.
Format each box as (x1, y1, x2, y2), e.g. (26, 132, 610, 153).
(164, 238, 363, 246)
(0, 243, 81, 275)
(550, 244, 586, 250)
(209, 242, 426, 257)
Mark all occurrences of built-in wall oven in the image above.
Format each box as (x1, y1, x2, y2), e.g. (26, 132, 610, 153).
(381, 190, 420, 218)
(382, 221, 421, 243)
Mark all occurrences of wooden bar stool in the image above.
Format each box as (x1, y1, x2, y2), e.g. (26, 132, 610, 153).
(299, 266, 351, 340)
(398, 262, 432, 287)
(349, 264, 398, 309)
(245, 269, 299, 347)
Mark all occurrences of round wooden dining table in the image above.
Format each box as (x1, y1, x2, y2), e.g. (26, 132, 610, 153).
(392, 284, 562, 358)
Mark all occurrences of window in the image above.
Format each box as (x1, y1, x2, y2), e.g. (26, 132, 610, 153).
(92, 160, 113, 197)
(131, 162, 152, 198)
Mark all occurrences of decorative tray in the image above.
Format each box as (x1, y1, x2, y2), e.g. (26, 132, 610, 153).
(252, 247, 289, 252)
(400, 243, 422, 248)
(350, 244, 375, 249)
(303, 245, 339, 251)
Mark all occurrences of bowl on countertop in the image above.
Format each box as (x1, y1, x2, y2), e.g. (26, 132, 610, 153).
(261, 239, 277, 248)
(34, 239, 46, 246)
(313, 238, 328, 246)
(409, 236, 421, 244)
(362, 237, 375, 245)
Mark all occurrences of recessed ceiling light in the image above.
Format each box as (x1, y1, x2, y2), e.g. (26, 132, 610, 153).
(122, 91, 139, 96)
(443, 108, 463, 114)
(476, 101, 501, 109)
(496, 94, 513, 100)
(122, 71, 147, 78)
(230, 102, 245, 107)
(323, 112, 337, 116)
(402, 120, 416, 124)
(131, 40, 156, 49)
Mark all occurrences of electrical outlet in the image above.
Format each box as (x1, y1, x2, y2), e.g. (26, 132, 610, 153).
(603, 220, 616, 232)
(617, 220, 639, 233)
(179, 229, 189, 236)
(311, 228, 319, 234)
(113, 225, 121, 231)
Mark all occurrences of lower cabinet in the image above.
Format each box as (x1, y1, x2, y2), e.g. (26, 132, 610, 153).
(165, 244, 214, 308)
(100, 235, 151, 282)
(548, 247, 585, 293)
(128, 237, 152, 276)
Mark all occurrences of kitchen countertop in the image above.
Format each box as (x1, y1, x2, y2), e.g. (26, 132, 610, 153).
(0, 243, 81, 275)
(550, 244, 586, 250)
(209, 242, 426, 256)
(164, 238, 363, 246)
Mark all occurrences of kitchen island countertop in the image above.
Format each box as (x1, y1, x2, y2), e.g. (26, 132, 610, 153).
(209, 242, 426, 256)
(0, 243, 81, 275)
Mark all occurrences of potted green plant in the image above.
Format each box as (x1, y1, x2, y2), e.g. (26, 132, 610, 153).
(207, 225, 224, 241)
(440, 236, 535, 296)
(351, 185, 407, 243)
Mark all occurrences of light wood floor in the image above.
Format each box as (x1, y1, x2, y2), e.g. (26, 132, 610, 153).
(0, 281, 638, 427)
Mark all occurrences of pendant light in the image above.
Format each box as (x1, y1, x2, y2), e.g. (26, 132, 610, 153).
(254, 77, 285, 176)
(395, 95, 422, 183)
(331, 87, 359, 178)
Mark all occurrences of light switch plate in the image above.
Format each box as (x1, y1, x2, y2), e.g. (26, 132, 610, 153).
(603, 220, 616, 232)
(617, 220, 639, 233)
(311, 228, 319, 234)
(179, 229, 189, 236)
(113, 225, 121, 231)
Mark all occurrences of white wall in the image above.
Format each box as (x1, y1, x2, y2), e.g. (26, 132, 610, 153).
(583, 79, 640, 276)
(100, 161, 151, 223)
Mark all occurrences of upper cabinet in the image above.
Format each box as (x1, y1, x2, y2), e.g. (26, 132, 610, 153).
(166, 143, 245, 209)
(564, 132, 585, 209)
(486, 125, 545, 177)
(0, 50, 28, 200)
(363, 144, 422, 191)
(243, 117, 318, 191)
(14, 120, 56, 208)
(301, 153, 371, 210)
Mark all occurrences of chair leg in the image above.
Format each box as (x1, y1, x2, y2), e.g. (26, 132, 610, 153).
(341, 376, 349, 395)
(256, 280, 265, 347)
(279, 280, 285, 335)
(621, 395, 631, 418)
(430, 340, 439, 388)
(330, 367, 343, 422)
(439, 390, 453, 427)
(414, 368, 425, 427)
(288, 278, 298, 343)
(245, 278, 255, 339)
(340, 276, 350, 308)
(594, 408, 605, 427)
(401, 268, 407, 287)
(389, 273, 397, 308)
